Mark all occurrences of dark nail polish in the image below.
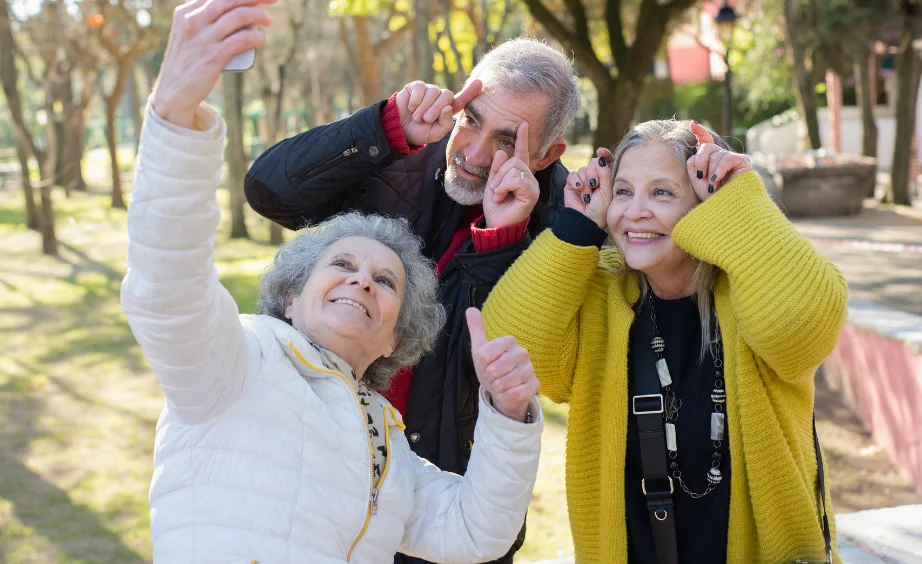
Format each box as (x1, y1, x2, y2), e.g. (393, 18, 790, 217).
(589, 178, 597, 188)
(583, 193, 591, 204)
(696, 170, 703, 179)
(710, 174, 717, 182)
(598, 157, 607, 167)
(575, 181, 582, 188)
(708, 184, 715, 193)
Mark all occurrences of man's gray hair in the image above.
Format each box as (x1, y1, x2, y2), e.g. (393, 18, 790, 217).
(256, 212, 446, 391)
(467, 38, 580, 155)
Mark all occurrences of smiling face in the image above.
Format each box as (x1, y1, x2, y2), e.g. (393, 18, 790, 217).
(443, 86, 554, 205)
(285, 236, 406, 375)
(606, 143, 701, 287)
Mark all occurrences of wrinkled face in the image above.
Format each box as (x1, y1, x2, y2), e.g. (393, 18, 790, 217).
(443, 86, 550, 205)
(285, 236, 406, 365)
(606, 143, 699, 276)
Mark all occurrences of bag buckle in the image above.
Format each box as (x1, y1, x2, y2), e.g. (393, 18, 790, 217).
(633, 394, 665, 415)
(641, 476, 674, 496)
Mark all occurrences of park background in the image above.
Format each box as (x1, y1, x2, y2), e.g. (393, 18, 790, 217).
(2, 0, 922, 562)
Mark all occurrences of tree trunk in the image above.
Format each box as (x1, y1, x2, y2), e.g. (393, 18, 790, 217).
(40, 79, 59, 255)
(413, 0, 434, 84)
(16, 142, 40, 230)
(783, 0, 822, 150)
(105, 97, 126, 208)
(222, 72, 250, 239)
(67, 112, 88, 191)
(352, 17, 381, 106)
(593, 77, 642, 149)
(126, 63, 143, 153)
(854, 44, 878, 160)
(888, 12, 921, 206)
(263, 82, 285, 245)
(826, 69, 842, 154)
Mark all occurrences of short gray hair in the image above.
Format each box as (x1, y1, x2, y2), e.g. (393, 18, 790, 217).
(467, 38, 580, 155)
(610, 119, 731, 360)
(256, 212, 446, 391)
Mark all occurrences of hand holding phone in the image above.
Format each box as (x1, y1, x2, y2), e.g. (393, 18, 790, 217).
(151, 0, 274, 128)
(224, 48, 256, 72)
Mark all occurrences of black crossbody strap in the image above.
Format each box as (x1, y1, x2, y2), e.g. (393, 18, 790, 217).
(633, 362, 678, 564)
(814, 417, 833, 564)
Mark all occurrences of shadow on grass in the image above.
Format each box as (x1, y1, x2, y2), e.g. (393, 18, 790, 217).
(0, 454, 148, 564)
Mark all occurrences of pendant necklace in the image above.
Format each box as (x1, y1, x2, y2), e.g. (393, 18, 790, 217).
(648, 292, 726, 499)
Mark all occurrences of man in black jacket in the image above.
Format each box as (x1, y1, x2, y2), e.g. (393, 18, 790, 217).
(245, 38, 580, 563)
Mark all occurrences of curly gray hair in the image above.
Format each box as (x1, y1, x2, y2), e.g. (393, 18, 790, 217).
(256, 212, 446, 391)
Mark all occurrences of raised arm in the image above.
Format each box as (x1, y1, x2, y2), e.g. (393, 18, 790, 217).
(120, 0, 272, 423)
(399, 309, 542, 562)
(674, 128, 848, 380)
(482, 150, 613, 404)
(244, 80, 482, 230)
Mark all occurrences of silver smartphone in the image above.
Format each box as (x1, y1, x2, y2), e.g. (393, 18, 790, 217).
(224, 48, 256, 72)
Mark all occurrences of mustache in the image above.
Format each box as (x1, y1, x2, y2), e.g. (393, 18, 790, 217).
(450, 152, 490, 179)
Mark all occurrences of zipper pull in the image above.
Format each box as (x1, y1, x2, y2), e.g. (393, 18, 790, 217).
(344, 147, 357, 157)
(370, 489, 379, 516)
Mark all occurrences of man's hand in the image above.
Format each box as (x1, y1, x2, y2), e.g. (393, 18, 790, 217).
(396, 79, 482, 146)
(151, 0, 274, 129)
(466, 308, 538, 423)
(482, 122, 540, 228)
(563, 147, 615, 229)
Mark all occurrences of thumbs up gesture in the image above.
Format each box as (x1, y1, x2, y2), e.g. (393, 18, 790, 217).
(466, 308, 539, 423)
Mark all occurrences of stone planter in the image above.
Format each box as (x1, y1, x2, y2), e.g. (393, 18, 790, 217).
(751, 154, 876, 217)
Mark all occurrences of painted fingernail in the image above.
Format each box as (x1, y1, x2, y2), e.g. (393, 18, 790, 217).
(589, 178, 597, 188)
(598, 157, 607, 167)
(708, 184, 715, 193)
(575, 181, 582, 188)
(696, 170, 703, 179)
(583, 194, 591, 204)
(710, 174, 717, 181)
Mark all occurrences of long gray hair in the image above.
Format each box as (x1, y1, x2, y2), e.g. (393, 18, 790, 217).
(609, 119, 731, 358)
(256, 212, 446, 391)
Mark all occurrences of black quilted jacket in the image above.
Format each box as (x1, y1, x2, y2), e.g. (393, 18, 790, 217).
(245, 100, 567, 563)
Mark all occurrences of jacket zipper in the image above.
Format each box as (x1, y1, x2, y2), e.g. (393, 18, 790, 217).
(286, 343, 393, 562)
(300, 146, 358, 181)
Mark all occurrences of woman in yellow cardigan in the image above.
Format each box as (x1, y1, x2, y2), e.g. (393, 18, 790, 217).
(482, 120, 848, 564)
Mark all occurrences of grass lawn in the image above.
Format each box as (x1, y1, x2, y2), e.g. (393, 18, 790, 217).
(0, 146, 578, 563)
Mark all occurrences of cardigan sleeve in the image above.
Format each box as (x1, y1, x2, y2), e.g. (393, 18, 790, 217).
(672, 171, 848, 381)
(482, 212, 603, 404)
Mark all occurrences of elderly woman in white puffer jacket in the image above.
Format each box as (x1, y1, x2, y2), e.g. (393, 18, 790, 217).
(120, 2, 543, 562)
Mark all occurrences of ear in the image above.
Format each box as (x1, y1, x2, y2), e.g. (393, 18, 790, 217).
(534, 138, 567, 171)
(284, 292, 296, 320)
(383, 332, 402, 358)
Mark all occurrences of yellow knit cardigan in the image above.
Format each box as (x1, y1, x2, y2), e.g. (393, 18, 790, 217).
(483, 172, 848, 563)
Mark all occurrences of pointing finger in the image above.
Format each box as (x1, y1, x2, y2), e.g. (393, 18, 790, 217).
(690, 120, 715, 146)
(514, 121, 530, 164)
(452, 78, 483, 114)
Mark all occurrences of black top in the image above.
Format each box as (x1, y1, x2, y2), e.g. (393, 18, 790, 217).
(626, 293, 731, 564)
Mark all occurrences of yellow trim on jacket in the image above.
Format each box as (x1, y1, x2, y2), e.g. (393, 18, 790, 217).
(483, 171, 848, 563)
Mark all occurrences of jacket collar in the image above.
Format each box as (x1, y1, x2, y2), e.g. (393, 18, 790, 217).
(259, 315, 358, 380)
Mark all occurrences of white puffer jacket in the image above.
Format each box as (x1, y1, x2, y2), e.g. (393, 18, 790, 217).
(121, 104, 543, 564)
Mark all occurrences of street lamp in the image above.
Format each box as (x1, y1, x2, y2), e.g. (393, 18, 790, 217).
(714, 2, 740, 139)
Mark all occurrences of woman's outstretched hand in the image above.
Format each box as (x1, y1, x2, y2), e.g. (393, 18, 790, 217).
(686, 121, 752, 202)
(564, 147, 615, 229)
(151, 0, 276, 129)
(466, 308, 539, 423)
